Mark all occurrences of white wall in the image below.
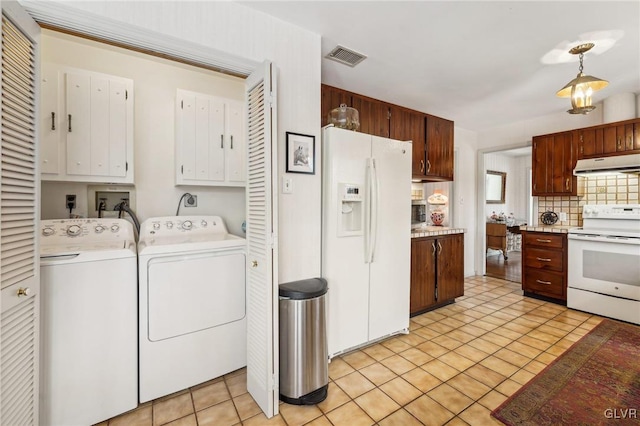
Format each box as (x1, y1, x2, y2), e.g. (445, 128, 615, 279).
(452, 127, 477, 278)
(43, 1, 322, 283)
(40, 31, 248, 235)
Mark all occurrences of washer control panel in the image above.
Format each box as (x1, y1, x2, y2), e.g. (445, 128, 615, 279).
(40, 218, 133, 242)
(140, 216, 228, 237)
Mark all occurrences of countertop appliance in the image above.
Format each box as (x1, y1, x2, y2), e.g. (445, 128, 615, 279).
(322, 126, 411, 358)
(40, 219, 137, 426)
(411, 199, 427, 228)
(138, 216, 246, 402)
(568, 204, 640, 325)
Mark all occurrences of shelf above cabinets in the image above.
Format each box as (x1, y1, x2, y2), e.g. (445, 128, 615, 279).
(40, 63, 134, 184)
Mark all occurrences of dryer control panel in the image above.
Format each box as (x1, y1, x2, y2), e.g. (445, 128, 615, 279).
(140, 216, 229, 236)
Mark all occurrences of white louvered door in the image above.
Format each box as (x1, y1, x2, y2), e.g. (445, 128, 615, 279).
(245, 61, 278, 418)
(0, 2, 40, 425)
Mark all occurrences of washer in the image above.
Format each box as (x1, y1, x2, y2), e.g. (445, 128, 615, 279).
(40, 218, 137, 426)
(138, 216, 246, 402)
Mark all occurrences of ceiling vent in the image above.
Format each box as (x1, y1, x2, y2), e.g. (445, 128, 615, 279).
(325, 45, 367, 67)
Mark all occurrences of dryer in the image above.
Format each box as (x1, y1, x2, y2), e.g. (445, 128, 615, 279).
(138, 216, 246, 402)
(40, 218, 137, 426)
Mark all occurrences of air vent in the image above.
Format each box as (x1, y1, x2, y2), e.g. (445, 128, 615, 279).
(325, 45, 367, 67)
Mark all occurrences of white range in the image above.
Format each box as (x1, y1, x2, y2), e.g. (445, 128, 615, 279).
(567, 204, 640, 325)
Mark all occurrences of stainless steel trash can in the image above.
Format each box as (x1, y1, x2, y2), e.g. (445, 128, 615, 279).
(279, 278, 328, 405)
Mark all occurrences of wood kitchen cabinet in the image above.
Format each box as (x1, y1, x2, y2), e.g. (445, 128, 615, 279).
(574, 118, 640, 159)
(521, 231, 567, 302)
(424, 114, 454, 181)
(410, 233, 464, 315)
(320, 85, 455, 181)
(532, 131, 578, 196)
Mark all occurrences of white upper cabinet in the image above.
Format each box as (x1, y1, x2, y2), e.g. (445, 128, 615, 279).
(40, 62, 134, 184)
(176, 89, 245, 187)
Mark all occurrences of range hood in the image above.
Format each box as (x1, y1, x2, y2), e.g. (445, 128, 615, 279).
(574, 153, 640, 176)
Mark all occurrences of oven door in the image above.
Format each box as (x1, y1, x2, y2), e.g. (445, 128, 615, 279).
(568, 233, 640, 324)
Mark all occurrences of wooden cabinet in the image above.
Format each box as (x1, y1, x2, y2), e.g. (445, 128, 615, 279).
(175, 89, 245, 187)
(522, 231, 567, 302)
(424, 115, 454, 181)
(575, 118, 640, 159)
(410, 233, 464, 315)
(486, 222, 507, 259)
(389, 106, 426, 177)
(320, 85, 454, 181)
(41, 63, 134, 184)
(532, 131, 578, 196)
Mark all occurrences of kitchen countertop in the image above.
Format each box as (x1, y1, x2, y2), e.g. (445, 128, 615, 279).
(520, 225, 573, 234)
(411, 226, 466, 238)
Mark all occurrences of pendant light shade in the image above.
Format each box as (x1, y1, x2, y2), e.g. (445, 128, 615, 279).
(556, 43, 608, 114)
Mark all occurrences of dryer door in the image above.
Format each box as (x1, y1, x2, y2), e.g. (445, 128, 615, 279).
(146, 250, 246, 341)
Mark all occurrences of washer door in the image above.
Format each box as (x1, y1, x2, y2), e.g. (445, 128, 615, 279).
(147, 250, 246, 341)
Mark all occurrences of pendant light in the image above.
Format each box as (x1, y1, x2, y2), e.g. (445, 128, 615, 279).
(556, 43, 608, 114)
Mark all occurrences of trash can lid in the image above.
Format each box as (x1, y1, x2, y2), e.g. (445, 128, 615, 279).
(279, 277, 328, 300)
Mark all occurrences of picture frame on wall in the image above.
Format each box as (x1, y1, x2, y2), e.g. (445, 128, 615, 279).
(286, 132, 315, 174)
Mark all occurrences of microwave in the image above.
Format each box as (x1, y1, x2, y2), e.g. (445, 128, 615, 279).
(411, 200, 427, 227)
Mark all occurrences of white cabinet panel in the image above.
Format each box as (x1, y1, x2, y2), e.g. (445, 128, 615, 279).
(176, 89, 245, 187)
(41, 63, 134, 184)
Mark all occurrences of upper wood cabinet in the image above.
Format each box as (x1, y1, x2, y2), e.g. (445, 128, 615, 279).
(175, 89, 245, 187)
(41, 63, 134, 184)
(532, 131, 578, 196)
(321, 84, 454, 182)
(575, 118, 640, 159)
(424, 115, 454, 181)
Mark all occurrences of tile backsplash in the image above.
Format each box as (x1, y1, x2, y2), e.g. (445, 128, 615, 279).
(537, 174, 639, 226)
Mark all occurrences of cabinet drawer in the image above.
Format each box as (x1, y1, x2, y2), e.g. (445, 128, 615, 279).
(524, 247, 563, 271)
(523, 269, 565, 298)
(523, 233, 564, 249)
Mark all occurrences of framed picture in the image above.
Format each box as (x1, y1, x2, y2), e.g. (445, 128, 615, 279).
(286, 132, 315, 174)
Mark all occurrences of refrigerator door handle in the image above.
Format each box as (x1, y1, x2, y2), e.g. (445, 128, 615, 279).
(364, 158, 372, 264)
(369, 158, 379, 262)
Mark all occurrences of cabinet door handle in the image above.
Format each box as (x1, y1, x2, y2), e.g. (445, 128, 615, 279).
(220, 134, 224, 149)
(437, 241, 442, 255)
(420, 160, 425, 173)
(536, 257, 551, 262)
(617, 138, 622, 149)
(536, 238, 551, 243)
(68, 114, 72, 132)
(51, 112, 55, 130)
(230, 135, 234, 149)
(536, 279, 552, 285)
(431, 242, 436, 256)
(565, 178, 569, 190)
(427, 160, 431, 173)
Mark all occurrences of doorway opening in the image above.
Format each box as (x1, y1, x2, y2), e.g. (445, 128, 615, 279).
(481, 146, 532, 283)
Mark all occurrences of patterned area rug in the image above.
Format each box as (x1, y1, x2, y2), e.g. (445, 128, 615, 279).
(491, 319, 640, 425)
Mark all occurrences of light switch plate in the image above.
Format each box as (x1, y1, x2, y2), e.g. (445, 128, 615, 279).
(283, 177, 293, 194)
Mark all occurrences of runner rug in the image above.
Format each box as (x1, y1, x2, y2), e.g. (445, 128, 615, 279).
(491, 318, 640, 425)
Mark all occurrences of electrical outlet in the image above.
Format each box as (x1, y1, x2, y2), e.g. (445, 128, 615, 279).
(596, 186, 606, 194)
(184, 194, 197, 207)
(65, 194, 76, 210)
(559, 212, 567, 222)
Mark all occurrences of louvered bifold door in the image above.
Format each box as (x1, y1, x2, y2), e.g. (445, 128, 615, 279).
(1, 4, 40, 426)
(245, 61, 279, 418)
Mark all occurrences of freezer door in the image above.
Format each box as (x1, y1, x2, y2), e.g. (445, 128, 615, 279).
(368, 136, 412, 341)
(322, 127, 372, 357)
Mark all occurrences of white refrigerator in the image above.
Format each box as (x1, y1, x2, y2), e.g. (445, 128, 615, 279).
(322, 126, 412, 358)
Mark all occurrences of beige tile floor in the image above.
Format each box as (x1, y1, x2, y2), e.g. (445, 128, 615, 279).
(99, 275, 602, 426)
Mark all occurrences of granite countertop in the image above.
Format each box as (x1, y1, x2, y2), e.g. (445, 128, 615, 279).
(411, 226, 466, 238)
(520, 225, 574, 234)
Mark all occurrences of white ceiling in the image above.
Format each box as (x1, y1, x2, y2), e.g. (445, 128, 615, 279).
(240, 1, 640, 132)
